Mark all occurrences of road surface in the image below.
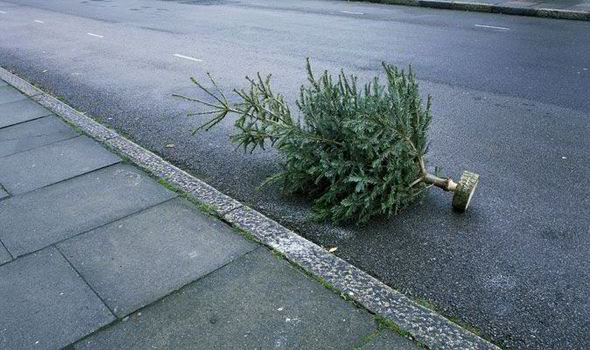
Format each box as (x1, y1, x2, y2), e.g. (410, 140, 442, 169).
(1, 0, 589, 348)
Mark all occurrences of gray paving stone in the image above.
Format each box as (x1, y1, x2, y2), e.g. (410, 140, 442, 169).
(0, 135, 120, 194)
(0, 243, 11, 265)
(74, 248, 377, 350)
(59, 198, 258, 317)
(0, 164, 176, 257)
(360, 330, 420, 349)
(0, 247, 114, 350)
(0, 116, 78, 158)
(0, 99, 52, 128)
(0, 85, 26, 104)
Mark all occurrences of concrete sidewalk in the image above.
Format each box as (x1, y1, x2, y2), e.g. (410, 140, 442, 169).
(367, 0, 590, 20)
(0, 81, 421, 349)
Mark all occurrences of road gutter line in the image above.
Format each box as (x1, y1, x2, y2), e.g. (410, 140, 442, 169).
(33, 20, 45, 24)
(173, 53, 203, 62)
(474, 24, 510, 30)
(0, 10, 7, 14)
(87, 33, 104, 38)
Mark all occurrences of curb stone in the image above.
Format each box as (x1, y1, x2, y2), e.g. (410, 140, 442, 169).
(354, 0, 590, 21)
(0, 66, 501, 350)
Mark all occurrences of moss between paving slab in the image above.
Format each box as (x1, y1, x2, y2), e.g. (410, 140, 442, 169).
(353, 329, 381, 350)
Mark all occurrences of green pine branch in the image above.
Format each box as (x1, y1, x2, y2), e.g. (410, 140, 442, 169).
(177, 59, 433, 224)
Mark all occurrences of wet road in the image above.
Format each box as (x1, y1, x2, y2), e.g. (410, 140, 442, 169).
(1, 0, 589, 348)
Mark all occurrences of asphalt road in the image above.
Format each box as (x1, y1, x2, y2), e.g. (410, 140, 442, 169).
(1, 0, 589, 348)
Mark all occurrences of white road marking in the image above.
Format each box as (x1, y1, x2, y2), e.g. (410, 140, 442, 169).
(34, 19, 44, 23)
(340, 10, 364, 15)
(173, 53, 203, 62)
(474, 24, 509, 30)
(0, 10, 7, 14)
(87, 32, 104, 38)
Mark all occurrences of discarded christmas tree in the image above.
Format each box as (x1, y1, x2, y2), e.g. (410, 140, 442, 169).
(175, 59, 479, 223)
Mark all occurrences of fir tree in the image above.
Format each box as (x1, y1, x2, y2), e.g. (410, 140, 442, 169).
(175, 59, 479, 223)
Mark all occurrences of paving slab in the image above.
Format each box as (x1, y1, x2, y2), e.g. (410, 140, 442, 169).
(0, 116, 78, 158)
(0, 243, 11, 266)
(0, 135, 120, 194)
(0, 247, 114, 350)
(360, 330, 420, 349)
(0, 99, 52, 128)
(0, 85, 26, 105)
(0, 164, 176, 257)
(74, 248, 377, 350)
(59, 198, 258, 317)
